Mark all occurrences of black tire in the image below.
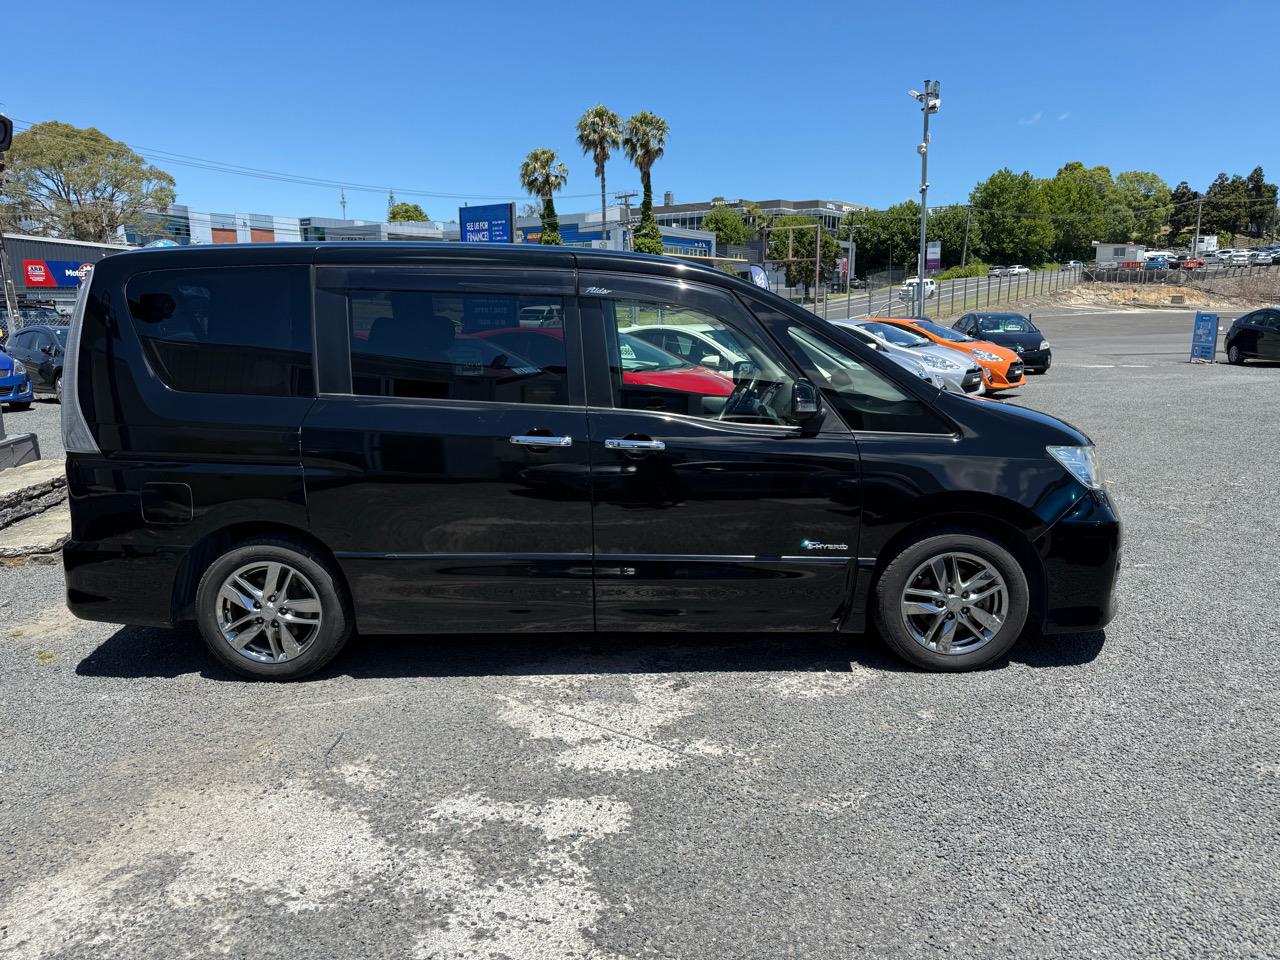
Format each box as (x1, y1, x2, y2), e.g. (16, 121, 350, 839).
(195, 537, 352, 680)
(872, 528, 1031, 671)
(6, 402, 31, 411)
(1226, 343, 1244, 365)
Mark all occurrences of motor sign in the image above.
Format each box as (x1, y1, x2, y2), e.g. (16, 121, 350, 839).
(23, 259, 95, 288)
(1189, 312, 1218, 362)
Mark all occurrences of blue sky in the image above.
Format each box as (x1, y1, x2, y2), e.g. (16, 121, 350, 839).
(3, 0, 1274, 221)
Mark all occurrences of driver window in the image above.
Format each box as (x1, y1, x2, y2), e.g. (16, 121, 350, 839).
(603, 297, 795, 425)
(784, 327, 950, 434)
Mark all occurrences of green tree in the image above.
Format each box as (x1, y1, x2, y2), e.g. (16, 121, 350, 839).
(839, 203, 919, 277)
(1040, 162, 1131, 260)
(0, 120, 176, 242)
(767, 215, 838, 297)
(575, 104, 623, 247)
(700, 205, 750, 247)
(1202, 173, 1249, 237)
(1114, 170, 1171, 246)
(622, 111, 669, 255)
(387, 202, 428, 222)
(1244, 166, 1278, 238)
(1167, 181, 1201, 241)
(970, 168, 1055, 265)
(519, 148, 568, 245)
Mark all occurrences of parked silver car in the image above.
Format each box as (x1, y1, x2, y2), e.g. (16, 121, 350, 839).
(834, 319, 985, 395)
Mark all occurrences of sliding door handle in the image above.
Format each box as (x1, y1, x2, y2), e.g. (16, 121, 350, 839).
(509, 434, 573, 448)
(604, 437, 666, 452)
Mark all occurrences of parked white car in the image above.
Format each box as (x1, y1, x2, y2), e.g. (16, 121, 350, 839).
(1005, 264, 1030, 276)
(898, 277, 937, 301)
(1248, 250, 1274, 266)
(625, 323, 750, 376)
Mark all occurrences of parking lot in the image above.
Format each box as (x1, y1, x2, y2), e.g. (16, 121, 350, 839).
(1, 307, 1277, 959)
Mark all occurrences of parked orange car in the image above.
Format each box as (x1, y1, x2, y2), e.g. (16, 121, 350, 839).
(878, 318, 1027, 391)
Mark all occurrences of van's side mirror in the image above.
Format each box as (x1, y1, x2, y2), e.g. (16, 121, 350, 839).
(792, 379, 821, 421)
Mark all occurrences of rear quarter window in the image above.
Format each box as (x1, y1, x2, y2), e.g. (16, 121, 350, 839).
(125, 265, 313, 397)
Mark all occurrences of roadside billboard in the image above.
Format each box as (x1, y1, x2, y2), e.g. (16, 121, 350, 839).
(459, 203, 516, 243)
(926, 241, 941, 272)
(22, 259, 95, 288)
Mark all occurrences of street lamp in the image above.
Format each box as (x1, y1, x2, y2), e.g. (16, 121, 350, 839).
(909, 81, 940, 319)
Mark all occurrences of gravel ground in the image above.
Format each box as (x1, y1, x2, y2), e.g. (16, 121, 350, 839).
(2, 398, 63, 461)
(0, 308, 1277, 960)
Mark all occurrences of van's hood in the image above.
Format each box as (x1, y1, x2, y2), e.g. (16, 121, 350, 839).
(938, 390, 1093, 447)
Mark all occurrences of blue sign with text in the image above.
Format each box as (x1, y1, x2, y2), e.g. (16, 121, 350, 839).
(1189, 311, 1218, 362)
(459, 203, 515, 243)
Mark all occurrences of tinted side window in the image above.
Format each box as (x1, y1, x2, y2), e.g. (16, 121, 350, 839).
(126, 266, 313, 397)
(346, 289, 569, 406)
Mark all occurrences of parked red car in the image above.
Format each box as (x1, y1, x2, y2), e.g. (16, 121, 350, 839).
(473, 327, 733, 397)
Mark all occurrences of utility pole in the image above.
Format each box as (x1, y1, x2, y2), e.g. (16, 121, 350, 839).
(961, 205, 972, 267)
(909, 81, 940, 319)
(340, 187, 347, 220)
(1192, 198, 1204, 257)
(613, 191, 637, 251)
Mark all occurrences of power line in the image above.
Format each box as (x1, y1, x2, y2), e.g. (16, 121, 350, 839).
(8, 119, 630, 204)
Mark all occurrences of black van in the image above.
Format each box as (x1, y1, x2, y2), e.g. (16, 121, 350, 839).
(61, 244, 1120, 679)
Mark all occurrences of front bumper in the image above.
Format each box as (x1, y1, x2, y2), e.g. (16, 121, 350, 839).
(0, 373, 32, 404)
(938, 366, 985, 395)
(1035, 488, 1122, 634)
(983, 361, 1026, 390)
(1016, 348, 1052, 370)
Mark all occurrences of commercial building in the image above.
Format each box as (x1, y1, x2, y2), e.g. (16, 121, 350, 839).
(127, 205, 455, 246)
(1, 233, 132, 312)
(652, 197, 868, 234)
(492, 207, 716, 259)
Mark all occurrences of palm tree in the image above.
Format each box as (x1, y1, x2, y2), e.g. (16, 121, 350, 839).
(576, 105, 623, 249)
(623, 111, 669, 254)
(519, 148, 568, 245)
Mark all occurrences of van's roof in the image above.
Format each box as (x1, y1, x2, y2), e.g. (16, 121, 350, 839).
(107, 240, 737, 283)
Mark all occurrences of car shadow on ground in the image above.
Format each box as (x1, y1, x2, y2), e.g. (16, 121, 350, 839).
(75, 624, 1106, 683)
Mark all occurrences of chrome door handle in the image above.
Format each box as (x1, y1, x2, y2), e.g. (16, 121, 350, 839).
(509, 435, 573, 447)
(604, 438, 666, 452)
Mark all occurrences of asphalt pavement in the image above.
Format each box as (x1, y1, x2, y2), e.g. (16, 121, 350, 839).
(1, 307, 1277, 960)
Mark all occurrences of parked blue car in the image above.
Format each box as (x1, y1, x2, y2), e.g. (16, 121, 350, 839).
(0, 348, 34, 410)
(1144, 257, 1169, 270)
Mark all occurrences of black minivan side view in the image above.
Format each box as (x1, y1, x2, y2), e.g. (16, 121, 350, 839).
(61, 244, 1121, 679)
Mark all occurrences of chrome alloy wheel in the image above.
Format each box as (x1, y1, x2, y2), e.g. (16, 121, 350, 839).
(900, 551, 1008, 656)
(217, 561, 323, 664)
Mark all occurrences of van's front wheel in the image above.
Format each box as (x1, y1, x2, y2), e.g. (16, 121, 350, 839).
(195, 539, 352, 680)
(873, 529, 1030, 671)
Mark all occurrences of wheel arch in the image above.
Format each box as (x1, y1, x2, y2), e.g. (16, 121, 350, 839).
(171, 521, 347, 622)
(864, 500, 1048, 629)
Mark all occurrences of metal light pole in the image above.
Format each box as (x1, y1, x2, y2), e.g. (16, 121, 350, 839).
(909, 81, 940, 319)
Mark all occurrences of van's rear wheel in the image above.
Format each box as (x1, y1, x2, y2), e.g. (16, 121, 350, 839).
(873, 529, 1030, 671)
(195, 538, 352, 680)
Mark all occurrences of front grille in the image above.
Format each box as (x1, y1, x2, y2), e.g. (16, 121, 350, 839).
(1008, 362, 1024, 379)
(961, 370, 982, 392)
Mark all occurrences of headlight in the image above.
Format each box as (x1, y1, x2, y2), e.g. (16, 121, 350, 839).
(971, 349, 1002, 362)
(1039, 340, 1050, 351)
(1047, 445, 1104, 490)
(919, 353, 961, 371)
(11, 360, 25, 376)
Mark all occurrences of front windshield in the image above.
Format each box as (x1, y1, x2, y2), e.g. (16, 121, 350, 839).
(977, 315, 1035, 334)
(914, 320, 973, 343)
(862, 322, 929, 348)
(618, 333, 691, 373)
